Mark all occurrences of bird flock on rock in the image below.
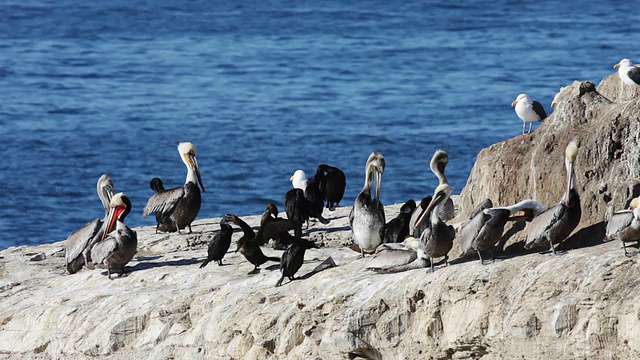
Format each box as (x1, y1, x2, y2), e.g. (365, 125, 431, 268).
(64, 59, 640, 283)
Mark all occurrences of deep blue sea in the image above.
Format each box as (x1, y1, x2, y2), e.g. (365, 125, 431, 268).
(1, 0, 637, 250)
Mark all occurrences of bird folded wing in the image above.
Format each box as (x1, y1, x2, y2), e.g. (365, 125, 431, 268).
(142, 187, 184, 217)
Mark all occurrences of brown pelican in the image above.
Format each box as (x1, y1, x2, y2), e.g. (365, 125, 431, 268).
(409, 195, 432, 239)
(430, 150, 455, 221)
(142, 142, 205, 234)
(314, 164, 347, 210)
(200, 218, 234, 267)
(525, 141, 581, 254)
(414, 183, 456, 272)
(605, 197, 640, 256)
(89, 193, 137, 279)
(366, 237, 429, 273)
(381, 199, 416, 243)
(410, 150, 455, 235)
(64, 174, 114, 274)
(459, 199, 545, 264)
(350, 152, 386, 257)
(512, 94, 548, 134)
(614, 59, 640, 97)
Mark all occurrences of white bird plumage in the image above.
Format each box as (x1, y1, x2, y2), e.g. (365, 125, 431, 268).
(512, 93, 548, 134)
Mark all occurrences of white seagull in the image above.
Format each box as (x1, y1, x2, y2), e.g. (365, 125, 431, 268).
(512, 93, 548, 135)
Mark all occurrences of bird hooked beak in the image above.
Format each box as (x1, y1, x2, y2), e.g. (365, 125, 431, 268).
(178, 142, 205, 192)
(614, 63, 621, 69)
(562, 141, 578, 205)
(188, 152, 205, 193)
(511, 99, 518, 106)
(414, 184, 452, 229)
(101, 202, 126, 241)
(373, 165, 383, 209)
(508, 209, 535, 222)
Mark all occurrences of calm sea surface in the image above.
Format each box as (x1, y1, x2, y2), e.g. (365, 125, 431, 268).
(1, 0, 637, 250)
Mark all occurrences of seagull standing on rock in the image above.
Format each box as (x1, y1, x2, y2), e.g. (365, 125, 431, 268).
(614, 58, 640, 98)
(512, 93, 548, 135)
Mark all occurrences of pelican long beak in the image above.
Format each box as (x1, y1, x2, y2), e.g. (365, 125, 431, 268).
(101, 204, 126, 241)
(414, 191, 445, 229)
(562, 159, 575, 206)
(190, 154, 205, 192)
(507, 209, 536, 222)
(374, 167, 382, 208)
(614, 63, 621, 69)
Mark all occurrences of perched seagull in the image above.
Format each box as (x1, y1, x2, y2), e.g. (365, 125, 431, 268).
(614, 59, 640, 98)
(512, 93, 548, 134)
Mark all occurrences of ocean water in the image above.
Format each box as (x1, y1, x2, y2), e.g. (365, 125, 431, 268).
(1, 0, 637, 250)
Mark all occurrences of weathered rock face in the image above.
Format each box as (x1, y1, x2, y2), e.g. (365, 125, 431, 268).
(1, 204, 640, 360)
(458, 73, 640, 249)
(2, 74, 640, 360)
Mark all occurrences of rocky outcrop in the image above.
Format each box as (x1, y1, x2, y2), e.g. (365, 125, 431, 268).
(2, 73, 640, 359)
(1, 202, 640, 359)
(458, 73, 640, 250)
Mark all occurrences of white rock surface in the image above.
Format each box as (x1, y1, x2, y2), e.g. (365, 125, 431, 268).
(1, 198, 639, 359)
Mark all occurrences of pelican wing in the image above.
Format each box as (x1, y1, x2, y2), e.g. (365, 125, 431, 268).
(348, 205, 354, 228)
(90, 235, 119, 267)
(525, 204, 562, 246)
(371, 258, 430, 273)
(142, 186, 184, 218)
(366, 243, 418, 270)
(64, 218, 103, 274)
(468, 198, 493, 220)
(458, 211, 489, 255)
(605, 210, 633, 239)
(461, 208, 510, 255)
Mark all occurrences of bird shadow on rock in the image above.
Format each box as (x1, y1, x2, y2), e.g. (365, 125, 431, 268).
(320, 214, 347, 221)
(129, 257, 203, 271)
(265, 264, 280, 271)
(498, 221, 607, 256)
(306, 225, 350, 234)
(448, 254, 480, 266)
(299, 257, 338, 280)
(558, 221, 606, 251)
(135, 255, 163, 262)
(495, 221, 527, 255)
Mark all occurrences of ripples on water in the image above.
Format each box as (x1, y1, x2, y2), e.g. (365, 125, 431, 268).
(1, 0, 637, 249)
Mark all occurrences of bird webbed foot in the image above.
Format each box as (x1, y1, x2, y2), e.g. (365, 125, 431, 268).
(623, 242, 638, 257)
